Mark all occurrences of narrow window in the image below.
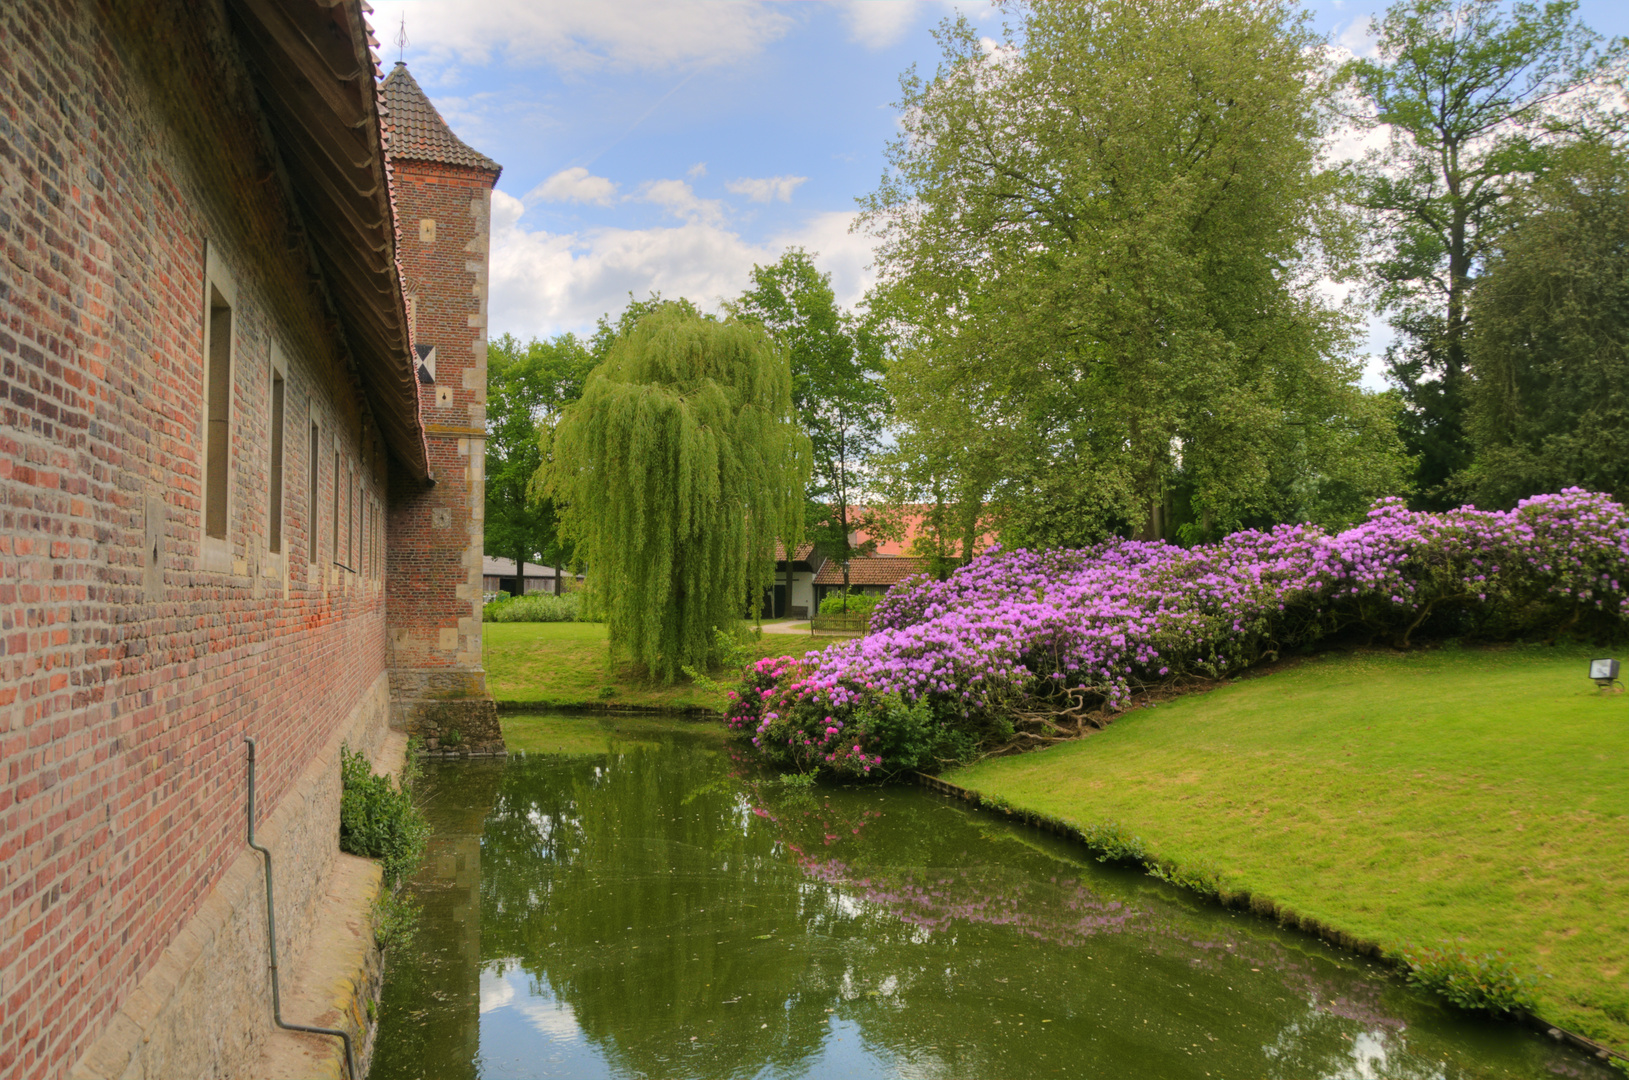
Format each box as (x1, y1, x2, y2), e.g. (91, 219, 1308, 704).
(346, 464, 356, 569)
(203, 286, 232, 539)
(268, 372, 285, 553)
(308, 421, 320, 562)
(333, 451, 341, 564)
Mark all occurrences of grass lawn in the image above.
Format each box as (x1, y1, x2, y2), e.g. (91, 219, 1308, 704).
(482, 621, 839, 712)
(498, 713, 728, 756)
(945, 643, 1629, 1050)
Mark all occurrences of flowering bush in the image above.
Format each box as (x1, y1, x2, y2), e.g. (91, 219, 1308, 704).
(724, 656, 992, 778)
(726, 490, 1629, 777)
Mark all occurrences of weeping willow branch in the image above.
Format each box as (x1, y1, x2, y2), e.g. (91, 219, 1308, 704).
(545, 305, 811, 681)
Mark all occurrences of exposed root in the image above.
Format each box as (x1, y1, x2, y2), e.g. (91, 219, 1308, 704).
(974, 672, 1252, 761)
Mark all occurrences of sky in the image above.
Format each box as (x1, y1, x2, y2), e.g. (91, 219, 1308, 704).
(370, 0, 1629, 388)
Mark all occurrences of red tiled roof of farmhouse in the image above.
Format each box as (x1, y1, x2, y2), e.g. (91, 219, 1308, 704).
(774, 541, 819, 563)
(813, 556, 930, 587)
(381, 63, 502, 175)
(853, 506, 996, 557)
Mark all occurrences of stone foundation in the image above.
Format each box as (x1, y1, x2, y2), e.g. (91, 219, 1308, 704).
(69, 675, 394, 1080)
(388, 667, 505, 754)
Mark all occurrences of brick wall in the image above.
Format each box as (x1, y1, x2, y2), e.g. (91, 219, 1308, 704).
(385, 158, 502, 750)
(0, 1, 400, 1074)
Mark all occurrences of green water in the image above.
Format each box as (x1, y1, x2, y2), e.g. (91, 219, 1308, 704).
(372, 718, 1611, 1080)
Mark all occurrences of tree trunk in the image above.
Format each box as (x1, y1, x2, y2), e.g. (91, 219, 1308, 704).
(958, 498, 980, 568)
(838, 495, 850, 613)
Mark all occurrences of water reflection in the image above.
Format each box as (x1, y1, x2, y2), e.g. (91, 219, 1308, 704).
(373, 719, 1609, 1080)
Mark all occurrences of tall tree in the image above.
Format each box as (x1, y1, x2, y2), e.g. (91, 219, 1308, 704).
(545, 304, 810, 680)
(729, 250, 889, 608)
(485, 332, 594, 590)
(1341, 0, 1625, 505)
(1460, 140, 1629, 507)
(860, 0, 1407, 546)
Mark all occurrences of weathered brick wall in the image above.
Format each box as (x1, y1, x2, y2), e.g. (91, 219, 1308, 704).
(385, 159, 502, 750)
(0, 1, 399, 1074)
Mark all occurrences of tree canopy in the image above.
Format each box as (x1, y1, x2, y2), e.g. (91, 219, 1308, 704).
(1340, 0, 1626, 505)
(1461, 141, 1629, 507)
(546, 304, 810, 679)
(484, 332, 595, 583)
(860, 0, 1409, 545)
(729, 250, 890, 598)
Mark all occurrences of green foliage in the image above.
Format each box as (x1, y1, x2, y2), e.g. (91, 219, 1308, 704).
(339, 746, 428, 889)
(485, 332, 595, 574)
(817, 590, 879, 615)
(729, 250, 892, 571)
(483, 591, 583, 623)
(1397, 942, 1540, 1015)
(862, 0, 1405, 545)
(372, 891, 421, 951)
(546, 303, 811, 681)
(680, 627, 758, 693)
(853, 693, 974, 775)
(776, 770, 818, 790)
(1340, 0, 1626, 506)
(1461, 141, 1629, 507)
(1075, 821, 1149, 865)
(1145, 859, 1223, 899)
(441, 728, 463, 748)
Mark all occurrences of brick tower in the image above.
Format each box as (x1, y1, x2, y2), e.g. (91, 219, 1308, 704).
(382, 63, 503, 752)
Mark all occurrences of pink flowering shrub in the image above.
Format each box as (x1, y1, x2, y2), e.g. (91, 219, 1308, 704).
(727, 490, 1629, 777)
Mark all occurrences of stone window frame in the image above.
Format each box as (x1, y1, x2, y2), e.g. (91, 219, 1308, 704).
(199, 240, 238, 574)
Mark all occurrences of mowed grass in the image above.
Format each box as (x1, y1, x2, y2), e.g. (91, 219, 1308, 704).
(499, 713, 726, 756)
(482, 621, 839, 712)
(946, 643, 1629, 1049)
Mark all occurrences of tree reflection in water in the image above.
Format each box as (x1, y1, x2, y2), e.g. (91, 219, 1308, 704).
(373, 722, 1610, 1080)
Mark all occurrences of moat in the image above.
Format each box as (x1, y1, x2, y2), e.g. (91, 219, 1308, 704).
(371, 717, 1611, 1079)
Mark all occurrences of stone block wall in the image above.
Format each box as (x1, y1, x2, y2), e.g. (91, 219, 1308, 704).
(0, 1, 401, 1074)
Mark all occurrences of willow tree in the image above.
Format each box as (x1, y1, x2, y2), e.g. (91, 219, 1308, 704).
(547, 304, 810, 680)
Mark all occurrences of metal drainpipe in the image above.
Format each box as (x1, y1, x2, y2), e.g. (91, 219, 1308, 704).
(245, 737, 358, 1080)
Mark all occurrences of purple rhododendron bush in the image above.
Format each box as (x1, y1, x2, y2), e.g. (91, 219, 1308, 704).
(726, 490, 1629, 779)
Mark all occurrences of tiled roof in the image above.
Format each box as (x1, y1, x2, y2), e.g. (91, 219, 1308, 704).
(773, 542, 819, 564)
(813, 556, 929, 587)
(381, 63, 501, 175)
(482, 557, 561, 577)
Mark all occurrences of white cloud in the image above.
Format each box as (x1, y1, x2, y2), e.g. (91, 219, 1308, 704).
(478, 966, 517, 1014)
(687, 162, 708, 180)
(1337, 17, 1377, 59)
(529, 166, 619, 207)
(839, 0, 920, 49)
(725, 175, 809, 204)
(369, 0, 792, 74)
(487, 193, 878, 341)
(636, 178, 726, 225)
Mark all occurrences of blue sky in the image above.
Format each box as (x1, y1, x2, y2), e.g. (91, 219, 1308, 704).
(371, 0, 1629, 385)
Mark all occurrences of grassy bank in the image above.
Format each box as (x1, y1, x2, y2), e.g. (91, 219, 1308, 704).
(483, 621, 838, 712)
(945, 644, 1629, 1052)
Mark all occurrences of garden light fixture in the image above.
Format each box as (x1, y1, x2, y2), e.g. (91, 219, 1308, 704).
(1589, 657, 1622, 691)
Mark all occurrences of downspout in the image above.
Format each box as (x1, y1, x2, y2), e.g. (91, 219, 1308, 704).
(245, 737, 358, 1080)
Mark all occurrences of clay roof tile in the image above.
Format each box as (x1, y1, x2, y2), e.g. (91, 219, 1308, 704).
(380, 62, 502, 176)
(812, 556, 930, 587)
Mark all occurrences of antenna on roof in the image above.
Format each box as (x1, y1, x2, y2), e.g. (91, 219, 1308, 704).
(395, 13, 408, 64)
